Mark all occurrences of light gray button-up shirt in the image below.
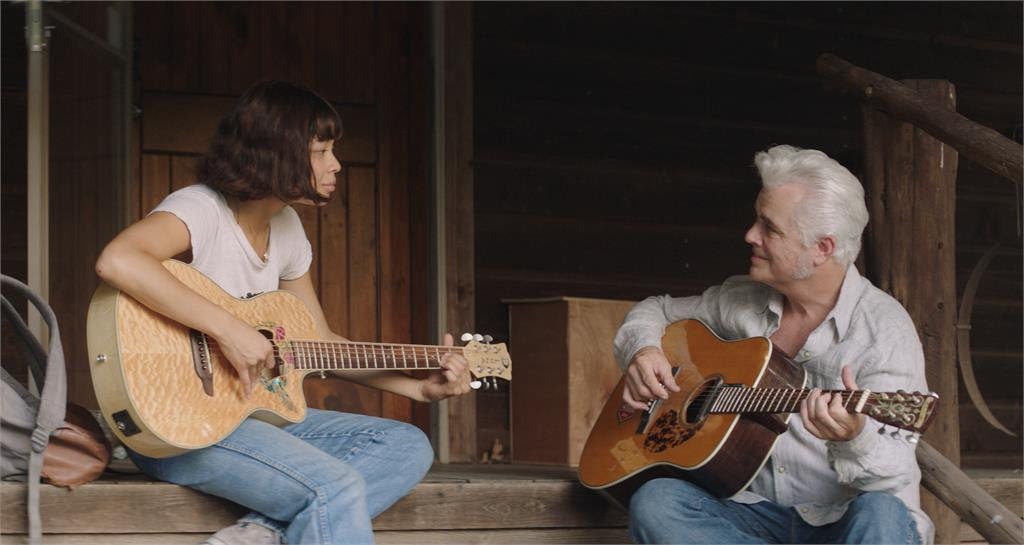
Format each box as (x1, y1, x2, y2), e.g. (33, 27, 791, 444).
(613, 265, 933, 543)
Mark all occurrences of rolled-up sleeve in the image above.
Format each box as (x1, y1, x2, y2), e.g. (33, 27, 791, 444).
(826, 316, 928, 493)
(613, 284, 725, 370)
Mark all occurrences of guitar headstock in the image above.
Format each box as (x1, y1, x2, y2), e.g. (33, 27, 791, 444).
(864, 390, 939, 433)
(461, 335, 512, 387)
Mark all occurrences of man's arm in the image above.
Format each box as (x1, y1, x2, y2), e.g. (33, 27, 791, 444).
(823, 323, 928, 493)
(612, 287, 723, 409)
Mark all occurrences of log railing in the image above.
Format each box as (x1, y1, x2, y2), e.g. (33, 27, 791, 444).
(918, 441, 1024, 544)
(817, 53, 1023, 185)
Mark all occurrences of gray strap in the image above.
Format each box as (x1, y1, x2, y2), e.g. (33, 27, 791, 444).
(27, 444, 44, 545)
(956, 243, 1016, 437)
(1, 295, 47, 391)
(1, 274, 68, 545)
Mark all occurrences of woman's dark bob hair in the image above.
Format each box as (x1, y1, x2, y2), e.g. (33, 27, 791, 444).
(197, 80, 342, 204)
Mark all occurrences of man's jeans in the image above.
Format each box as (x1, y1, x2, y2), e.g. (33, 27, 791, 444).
(629, 478, 922, 544)
(128, 409, 434, 544)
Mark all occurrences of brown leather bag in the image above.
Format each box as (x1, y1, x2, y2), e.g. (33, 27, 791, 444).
(41, 403, 110, 489)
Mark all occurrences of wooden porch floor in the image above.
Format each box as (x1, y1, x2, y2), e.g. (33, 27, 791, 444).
(2, 464, 1019, 544)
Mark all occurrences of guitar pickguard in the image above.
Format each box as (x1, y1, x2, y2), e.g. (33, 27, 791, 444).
(643, 409, 703, 453)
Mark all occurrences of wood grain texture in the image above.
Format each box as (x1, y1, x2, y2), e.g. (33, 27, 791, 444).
(507, 297, 636, 465)
(0, 466, 626, 534)
(441, 1, 479, 463)
(141, 92, 377, 164)
(139, 154, 170, 216)
(0, 529, 633, 545)
(376, 2, 418, 424)
(862, 80, 961, 544)
(5, 465, 1014, 537)
(818, 54, 1022, 184)
(918, 441, 1024, 545)
(88, 260, 316, 457)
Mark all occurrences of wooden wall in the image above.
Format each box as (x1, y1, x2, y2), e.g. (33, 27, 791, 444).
(132, 2, 432, 427)
(473, 3, 1023, 466)
(1, 4, 29, 381)
(1, 3, 432, 430)
(1, 2, 125, 403)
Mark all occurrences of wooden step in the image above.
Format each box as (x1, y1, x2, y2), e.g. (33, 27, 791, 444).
(2, 465, 1019, 544)
(1, 464, 625, 536)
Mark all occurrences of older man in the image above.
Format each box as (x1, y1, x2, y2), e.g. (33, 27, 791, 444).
(614, 145, 931, 544)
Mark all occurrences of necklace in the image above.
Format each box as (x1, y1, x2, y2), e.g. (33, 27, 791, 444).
(228, 198, 271, 261)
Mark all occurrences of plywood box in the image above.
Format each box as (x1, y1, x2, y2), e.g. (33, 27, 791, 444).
(505, 296, 637, 466)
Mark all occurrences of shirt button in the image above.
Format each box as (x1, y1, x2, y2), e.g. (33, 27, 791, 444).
(799, 507, 808, 514)
(777, 466, 786, 473)
(801, 350, 812, 358)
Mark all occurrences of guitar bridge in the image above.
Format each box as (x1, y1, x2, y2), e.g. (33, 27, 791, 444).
(189, 329, 215, 397)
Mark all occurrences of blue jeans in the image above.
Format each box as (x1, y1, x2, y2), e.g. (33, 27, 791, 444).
(128, 409, 433, 545)
(629, 478, 922, 544)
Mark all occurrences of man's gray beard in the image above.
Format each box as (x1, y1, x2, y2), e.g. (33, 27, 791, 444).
(792, 250, 814, 280)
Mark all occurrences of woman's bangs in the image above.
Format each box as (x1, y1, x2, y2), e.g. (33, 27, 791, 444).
(312, 102, 343, 142)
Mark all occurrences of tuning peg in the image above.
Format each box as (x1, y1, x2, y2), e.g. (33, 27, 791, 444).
(906, 433, 919, 444)
(877, 425, 887, 435)
(889, 429, 901, 439)
(470, 380, 482, 390)
(483, 335, 493, 344)
(473, 334, 484, 342)
(460, 333, 473, 342)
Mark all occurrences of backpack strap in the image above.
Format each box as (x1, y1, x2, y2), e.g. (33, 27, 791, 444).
(1, 275, 67, 545)
(1, 295, 47, 395)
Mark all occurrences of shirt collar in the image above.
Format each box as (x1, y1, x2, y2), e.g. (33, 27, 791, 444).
(758, 264, 864, 340)
(824, 264, 865, 340)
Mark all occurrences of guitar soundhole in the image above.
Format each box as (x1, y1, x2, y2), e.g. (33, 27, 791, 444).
(644, 410, 699, 453)
(683, 377, 722, 425)
(256, 327, 289, 379)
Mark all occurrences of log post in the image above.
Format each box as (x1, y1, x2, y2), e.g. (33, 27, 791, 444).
(819, 53, 1023, 185)
(917, 441, 1024, 544)
(862, 80, 960, 543)
(435, 1, 477, 463)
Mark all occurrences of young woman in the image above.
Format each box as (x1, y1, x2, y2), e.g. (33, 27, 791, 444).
(95, 80, 471, 545)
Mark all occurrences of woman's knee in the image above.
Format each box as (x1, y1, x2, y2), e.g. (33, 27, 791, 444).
(383, 421, 434, 477)
(319, 463, 368, 504)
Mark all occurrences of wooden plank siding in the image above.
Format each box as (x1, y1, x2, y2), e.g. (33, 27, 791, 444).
(473, 3, 1023, 465)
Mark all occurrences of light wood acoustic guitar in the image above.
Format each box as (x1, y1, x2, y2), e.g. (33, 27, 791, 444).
(578, 319, 938, 506)
(87, 260, 512, 458)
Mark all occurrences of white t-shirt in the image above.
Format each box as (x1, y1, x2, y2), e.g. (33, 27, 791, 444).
(150, 184, 313, 299)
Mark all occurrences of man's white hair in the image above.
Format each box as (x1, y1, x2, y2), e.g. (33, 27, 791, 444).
(754, 145, 869, 267)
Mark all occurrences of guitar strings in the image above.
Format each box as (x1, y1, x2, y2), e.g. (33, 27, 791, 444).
(200, 338, 463, 370)
(672, 387, 873, 414)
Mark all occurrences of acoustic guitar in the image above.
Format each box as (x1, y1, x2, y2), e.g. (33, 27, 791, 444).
(578, 319, 937, 505)
(87, 260, 512, 458)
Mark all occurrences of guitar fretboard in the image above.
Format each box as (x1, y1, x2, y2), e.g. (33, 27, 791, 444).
(284, 340, 462, 372)
(709, 386, 869, 415)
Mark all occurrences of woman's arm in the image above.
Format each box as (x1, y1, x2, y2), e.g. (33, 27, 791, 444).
(280, 273, 471, 402)
(95, 212, 274, 395)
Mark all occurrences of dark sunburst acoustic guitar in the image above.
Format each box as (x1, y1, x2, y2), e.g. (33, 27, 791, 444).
(578, 319, 938, 506)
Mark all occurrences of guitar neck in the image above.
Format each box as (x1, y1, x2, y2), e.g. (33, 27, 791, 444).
(709, 386, 871, 416)
(280, 340, 462, 372)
